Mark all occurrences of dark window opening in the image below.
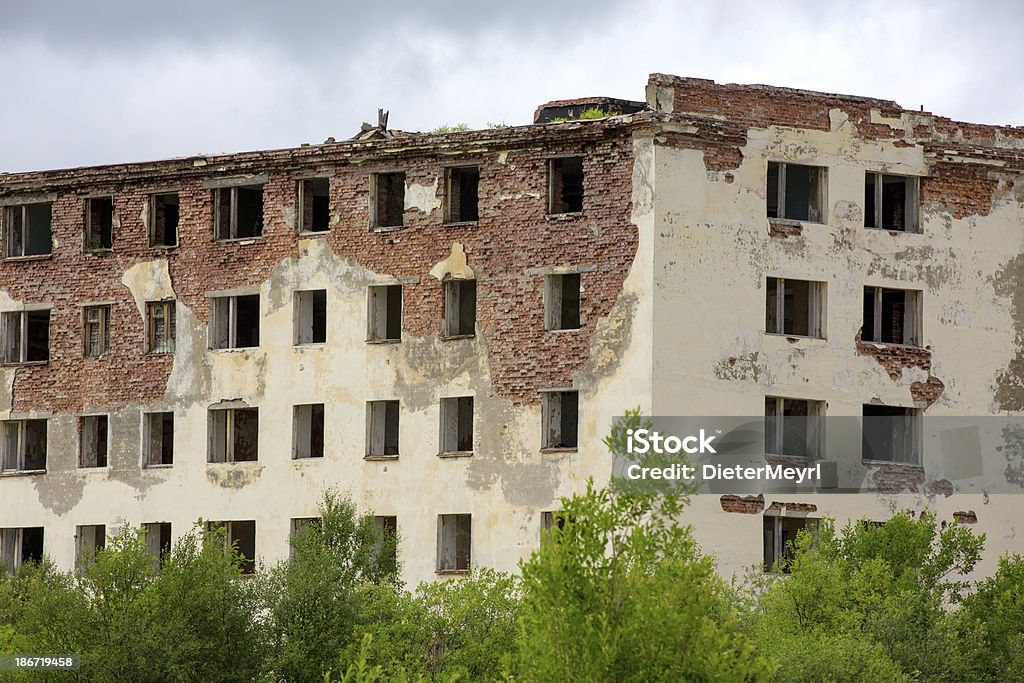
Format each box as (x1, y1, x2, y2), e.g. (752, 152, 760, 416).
(765, 397, 823, 458)
(549, 157, 584, 214)
(1, 419, 47, 472)
(79, 415, 109, 468)
(293, 403, 325, 459)
(437, 514, 471, 572)
(151, 193, 180, 247)
(443, 279, 476, 337)
(372, 515, 398, 569)
(372, 172, 405, 228)
(863, 286, 920, 345)
(3, 203, 52, 257)
(367, 285, 402, 342)
(764, 515, 817, 573)
(865, 172, 918, 232)
(209, 407, 259, 463)
(144, 522, 172, 568)
(766, 277, 824, 338)
(1, 527, 44, 573)
(767, 162, 825, 222)
(211, 294, 260, 349)
(440, 396, 474, 453)
(208, 521, 256, 575)
(144, 412, 174, 466)
(545, 273, 581, 330)
(543, 391, 579, 449)
(295, 290, 327, 345)
(298, 178, 330, 233)
(214, 185, 264, 239)
(446, 166, 480, 223)
(86, 197, 114, 251)
(3, 310, 50, 363)
(862, 404, 920, 464)
(83, 305, 110, 356)
(366, 400, 399, 457)
(76, 524, 105, 571)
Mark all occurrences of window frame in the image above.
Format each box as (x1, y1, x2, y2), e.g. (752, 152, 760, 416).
(366, 284, 402, 342)
(142, 411, 175, 468)
(764, 396, 824, 459)
(1, 309, 50, 365)
(541, 389, 580, 451)
(442, 278, 477, 338)
(439, 396, 474, 456)
(365, 400, 400, 459)
(444, 165, 481, 225)
(864, 172, 920, 233)
(2, 202, 53, 259)
(0, 419, 47, 474)
(207, 407, 260, 463)
(369, 171, 406, 229)
(766, 161, 827, 224)
(83, 305, 111, 357)
(78, 414, 110, 469)
(149, 192, 180, 248)
(863, 286, 922, 346)
(436, 513, 472, 573)
(84, 196, 115, 252)
(294, 289, 327, 346)
(765, 277, 826, 339)
(209, 294, 260, 350)
(146, 300, 176, 354)
(213, 185, 265, 241)
(296, 178, 331, 234)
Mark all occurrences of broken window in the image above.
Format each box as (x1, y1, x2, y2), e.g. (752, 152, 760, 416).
(445, 166, 480, 223)
(143, 412, 174, 467)
(0, 527, 43, 574)
(862, 404, 921, 464)
(79, 415, 109, 468)
(863, 286, 921, 345)
(766, 277, 825, 338)
(3, 202, 52, 258)
(210, 294, 260, 349)
(370, 172, 405, 228)
(542, 390, 579, 450)
(437, 514, 471, 572)
(207, 520, 256, 575)
(1, 419, 47, 472)
(75, 524, 105, 572)
(83, 305, 110, 356)
(549, 157, 584, 214)
(85, 196, 114, 251)
(150, 192, 180, 247)
(1, 310, 50, 363)
(297, 178, 330, 233)
(367, 285, 402, 342)
(764, 514, 817, 573)
(865, 172, 919, 232)
(293, 403, 325, 459)
(765, 397, 823, 459)
(147, 300, 176, 353)
(295, 290, 327, 345)
(440, 396, 474, 454)
(214, 185, 264, 239)
(442, 279, 476, 337)
(766, 162, 826, 222)
(208, 407, 259, 463)
(143, 522, 172, 568)
(541, 511, 573, 545)
(545, 273, 581, 331)
(366, 400, 399, 457)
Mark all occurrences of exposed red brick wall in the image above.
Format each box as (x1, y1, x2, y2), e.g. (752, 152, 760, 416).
(720, 494, 764, 514)
(920, 162, 998, 220)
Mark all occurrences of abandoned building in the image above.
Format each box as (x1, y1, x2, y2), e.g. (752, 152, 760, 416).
(1, 73, 1024, 583)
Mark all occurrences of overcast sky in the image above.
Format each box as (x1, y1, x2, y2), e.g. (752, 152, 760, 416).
(1, 0, 1021, 173)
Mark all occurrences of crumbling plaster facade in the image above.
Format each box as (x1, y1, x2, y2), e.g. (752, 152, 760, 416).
(2, 73, 1024, 584)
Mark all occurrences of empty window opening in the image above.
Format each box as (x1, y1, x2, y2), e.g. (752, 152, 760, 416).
(446, 166, 480, 223)
(147, 301, 176, 354)
(0, 527, 44, 574)
(293, 404, 325, 459)
(295, 290, 327, 345)
(440, 396, 474, 454)
(2, 310, 50, 363)
(298, 178, 330, 233)
(541, 511, 574, 545)
(766, 277, 825, 338)
(85, 196, 114, 251)
(863, 286, 920, 345)
(865, 173, 918, 232)
(437, 514, 471, 572)
(209, 407, 259, 463)
(208, 520, 256, 575)
(143, 522, 172, 568)
(366, 400, 399, 457)
(371, 172, 405, 228)
(289, 517, 321, 557)
(766, 162, 825, 223)
(3, 203, 52, 258)
(373, 515, 398, 568)
(214, 185, 264, 239)
(83, 305, 110, 356)
(143, 412, 174, 467)
(549, 157, 584, 214)
(150, 193, 180, 247)
(211, 294, 260, 349)
(545, 273, 581, 331)
(542, 391, 579, 450)
(765, 397, 823, 459)
(367, 285, 402, 342)
(862, 405, 920, 464)
(75, 524, 105, 571)
(443, 279, 476, 337)
(764, 515, 817, 573)
(79, 415, 109, 468)
(1, 419, 47, 472)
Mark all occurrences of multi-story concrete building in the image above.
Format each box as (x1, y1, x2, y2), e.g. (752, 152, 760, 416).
(1, 74, 1023, 584)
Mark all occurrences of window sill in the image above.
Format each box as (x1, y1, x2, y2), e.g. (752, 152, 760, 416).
(864, 226, 920, 235)
(859, 340, 926, 351)
(1, 360, 48, 368)
(292, 456, 324, 462)
(440, 333, 475, 341)
(443, 220, 479, 228)
(209, 346, 261, 352)
(438, 451, 473, 459)
(77, 465, 110, 471)
(213, 237, 263, 245)
(764, 332, 826, 342)
(146, 349, 175, 356)
(370, 224, 405, 233)
(3, 253, 53, 262)
(149, 243, 179, 250)
(294, 342, 326, 350)
(541, 447, 578, 454)
(143, 463, 173, 470)
(365, 454, 399, 461)
(366, 338, 401, 345)
(207, 460, 260, 465)
(435, 569, 469, 576)
(861, 459, 922, 467)
(298, 230, 330, 238)
(768, 217, 826, 227)
(0, 469, 46, 477)
(85, 248, 114, 255)
(546, 212, 583, 221)
(546, 326, 583, 333)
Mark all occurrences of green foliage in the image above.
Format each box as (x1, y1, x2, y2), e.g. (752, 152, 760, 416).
(577, 107, 610, 119)
(956, 553, 1024, 680)
(485, 121, 508, 129)
(260, 490, 399, 683)
(431, 123, 470, 134)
